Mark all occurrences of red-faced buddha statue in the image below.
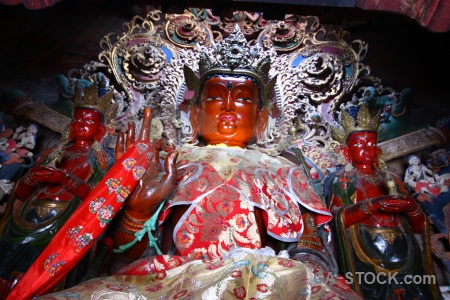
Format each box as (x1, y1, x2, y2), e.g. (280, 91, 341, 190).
(0, 83, 117, 284)
(324, 105, 441, 300)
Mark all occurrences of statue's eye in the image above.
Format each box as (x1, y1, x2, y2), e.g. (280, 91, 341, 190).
(205, 97, 223, 101)
(236, 98, 253, 103)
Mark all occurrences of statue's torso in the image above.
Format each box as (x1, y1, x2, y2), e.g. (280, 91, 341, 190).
(35, 146, 92, 202)
(160, 145, 330, 260)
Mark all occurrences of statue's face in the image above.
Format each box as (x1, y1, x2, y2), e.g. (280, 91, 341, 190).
(346, 131, 378, 167)
(72, 108, 104, 141)
(196, 76, 260, 148)
(408, 156, 420, 166)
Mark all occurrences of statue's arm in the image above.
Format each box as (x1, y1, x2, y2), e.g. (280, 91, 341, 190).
(113, 108, 178, 262)
(14, 148, 58, 201)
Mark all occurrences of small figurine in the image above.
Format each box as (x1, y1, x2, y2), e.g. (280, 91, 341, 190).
(12, 124, 38, 157)
(408, 151, 450, 235)
(404, 155, 447, 196)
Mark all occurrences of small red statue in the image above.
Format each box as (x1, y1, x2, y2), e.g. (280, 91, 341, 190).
(0, 83, 117, 286)
(324, 105, 441, 300)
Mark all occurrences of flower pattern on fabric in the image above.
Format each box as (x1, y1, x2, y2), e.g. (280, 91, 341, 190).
(96, 205, 114, 228)
(73, 232, 93, 252)
(234, 286, 246, 299)
(158, 146, 330, 260)
(278, 257, 296, 268)
(173, 289, 188, 299)
(105, 178, 130, 202)
(257, 283, 269, 293)
(251, 263, 269, 279)
(106, 178, 121, 193)
(136, 142, 149, 153)
(89, 197, 105, 214)
(231, 269, 242, 278)
(122, 158, 137, 171)
(115, 185, 130, 202)
(67, 226, 82, 239)
(47, 260, 66, 277)
(132, 166, 145, 180)
(41, 252, 360, 300)
(145, 283, 163, 292)
(43, 253, 59, 270)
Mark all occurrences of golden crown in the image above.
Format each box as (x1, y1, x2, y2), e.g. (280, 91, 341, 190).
(73, 82, 118, 125)
(183, 25, 277, 109)
(332, 104, 381, 144)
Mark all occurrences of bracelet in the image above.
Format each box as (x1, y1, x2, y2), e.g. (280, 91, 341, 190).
(119, 210, 147, 233)
(407, 206, 422, 217)
(23, 175, 38, 187)
(362, 199, 375, 215)
(367, 198, 376, 213)
(65, 175, 81, 190)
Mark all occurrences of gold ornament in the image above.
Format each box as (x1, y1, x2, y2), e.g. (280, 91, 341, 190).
(73, 82, 119, 125)
(331, 105, 381, 144)
(183, 25, 277, 110)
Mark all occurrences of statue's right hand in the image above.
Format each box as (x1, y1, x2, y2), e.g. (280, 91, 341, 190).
(27, 166, 67, 184)
(115, 108, 178, 218)
(371, 195, 415, 213)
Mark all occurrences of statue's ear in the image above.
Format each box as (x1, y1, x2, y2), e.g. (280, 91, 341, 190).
(67, 123, 75, 142)
(95, 125, 107, 142)
(255, 108, 269, 142)
(342, 146, 351, 163)
(189, 105, 200, 142)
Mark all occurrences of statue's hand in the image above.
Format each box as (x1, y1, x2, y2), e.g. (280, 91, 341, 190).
(371, 195, 416, 213)
(417, 193, 432, 203)
(115, 108, 178, 218)
(28, 166, 68, 185)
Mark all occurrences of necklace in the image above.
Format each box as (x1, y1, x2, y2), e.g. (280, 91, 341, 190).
(357, 172, 396, 224)
(356, 170, 385, 186)
(62, 146, 91, 160)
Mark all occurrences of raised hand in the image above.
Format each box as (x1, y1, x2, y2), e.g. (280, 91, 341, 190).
(115, 108, 178, 217)
(114, 108, 178, 262)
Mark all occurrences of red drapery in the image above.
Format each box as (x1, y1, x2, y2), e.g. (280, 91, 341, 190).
(0, 0, 61, 9)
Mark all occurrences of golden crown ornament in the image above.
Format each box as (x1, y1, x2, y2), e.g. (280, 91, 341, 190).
(183, 25, 277, 109)
(332, 104, 381, 144)
(73, 82, 119, 125)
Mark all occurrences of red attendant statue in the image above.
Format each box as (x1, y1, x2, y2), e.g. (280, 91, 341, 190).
(0, 83, 116, 287)
(324, 105, 441, 300)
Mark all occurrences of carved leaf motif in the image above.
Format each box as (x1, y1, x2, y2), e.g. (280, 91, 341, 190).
(356, 105, 371, 128)
(183, 65, 198, 91)
(340, 110, 356, 140)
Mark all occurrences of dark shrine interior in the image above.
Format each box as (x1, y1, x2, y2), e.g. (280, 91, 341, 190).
(1, 0, 450, 298)
(1, 0, 449, 139)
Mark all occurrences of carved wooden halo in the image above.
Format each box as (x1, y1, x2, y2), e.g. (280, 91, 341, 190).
(98, 12, 179, 117)
(165, 11, 214, 48)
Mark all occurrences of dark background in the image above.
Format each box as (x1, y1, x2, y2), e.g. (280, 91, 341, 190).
(0, 0, 449, 146)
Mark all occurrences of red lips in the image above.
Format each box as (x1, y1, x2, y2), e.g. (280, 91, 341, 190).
(219, 114, 237, 121)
